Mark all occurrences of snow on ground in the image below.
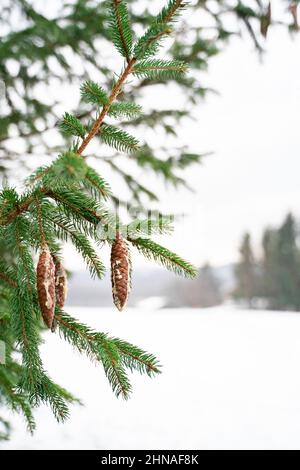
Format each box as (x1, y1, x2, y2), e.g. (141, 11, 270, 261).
(2, 306, 300, 450)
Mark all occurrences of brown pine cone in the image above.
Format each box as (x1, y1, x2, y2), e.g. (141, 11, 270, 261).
(111, 232, 130, 311)
(37, 246, 56, 329)
(54, 258, 68, 309)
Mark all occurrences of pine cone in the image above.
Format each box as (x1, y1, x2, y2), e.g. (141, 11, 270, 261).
(54, 258, 68, 308)
(111, 233, 130, 311)
(37, 246, 56, 329)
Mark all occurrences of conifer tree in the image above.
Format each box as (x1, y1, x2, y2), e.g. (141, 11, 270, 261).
(261, 227, 280, 307)
(261, 214, 300, 310)
(233, 232, 258, 308)
(0, 0, 197, 437)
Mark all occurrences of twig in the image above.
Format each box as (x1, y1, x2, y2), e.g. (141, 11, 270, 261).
(77, 59, 136, 155)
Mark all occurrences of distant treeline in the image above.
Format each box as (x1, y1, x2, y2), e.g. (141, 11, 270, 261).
(233, 213, 300, 311)
(166, 263, 223, 308)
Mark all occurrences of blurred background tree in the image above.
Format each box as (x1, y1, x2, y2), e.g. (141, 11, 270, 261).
(233, 232, 258, 308)
(233, 213, 300, 311)
(167, 262, 223, 307)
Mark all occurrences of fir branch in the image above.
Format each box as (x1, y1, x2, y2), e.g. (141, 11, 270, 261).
(9, 223, 71, 421)
(133, 0, 186, 59)
(59, 113, 86, 138)
(99, 124, 139, 153)
(0, 417, 10, 441)
(108, 0, 133, 62)
(84, 166, 112, 200)
(124, 217, 174, 238)
(111, 338, 161, 376)
(80, 81, 109, 106)
(26, 160, 111, 200)
(133, 23, 171, 60)
(108, 101, 142, 119)
(47, 188, 105, 226)
(42, 152, 88, 189)
(0, 271, 17, 288)
(0, 0, 196, 432)
(26, 166, 50, 188)
(133, 59, 188, 80)
(55, 310, 161, 397)
(36, 198, 46, 247)
(49, 212, 106, 279)
(55, 311, 131, 399)
(77, 59, 136, 155)
(0, 188, 48, 226)
(0, 368, 35, 434)
(157, 0, 187, 25)
(129, 237, 197, 278)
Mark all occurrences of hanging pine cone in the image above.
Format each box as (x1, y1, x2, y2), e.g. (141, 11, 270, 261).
(36, 245, 56, 329)
(111, 232, 130, 311)
(54, 258, 68, 309)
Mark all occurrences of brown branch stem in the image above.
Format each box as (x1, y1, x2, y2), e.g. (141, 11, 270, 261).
(77, 58, 136, 155)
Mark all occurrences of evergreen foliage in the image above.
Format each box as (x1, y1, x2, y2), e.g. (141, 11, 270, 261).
(0, 0, 298, 441)
(233, 233, 258, 308)
(0, 0, 197, 437)
(233, 213, 300, 311)
(0, 0, 295, 206)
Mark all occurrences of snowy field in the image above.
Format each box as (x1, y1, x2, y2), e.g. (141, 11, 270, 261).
(2, 306, 300, 450)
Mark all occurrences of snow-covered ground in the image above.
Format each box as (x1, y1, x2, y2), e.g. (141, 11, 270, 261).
(2, 306, 300, 450)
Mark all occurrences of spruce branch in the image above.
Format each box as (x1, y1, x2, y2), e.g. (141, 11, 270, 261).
(84, 167, 112, 200)
(132, 0, 187, 60)
(108, 0, 133, 62)
(111, 338, 161, 376)
(60, 113, 87, 138)
(133, 23, 171, 60)
(26, 160, 111, 200)
(99, 124, 140, 153)
(77, 59, 136, 155)
(0, 368, 35, 434)
(49, 212, 106, 279)
(0, 0, 196, 431)
(133, 59, 188, 80)
(80, 81, 109, 106)
(0, 417, 10, 441)
(0, 271, 17, 288)
(157, 0, 187, 25)
(9, 224, 71, 421)
(46, 188, 105, 226)
(108, 101, 142, 119)
(129, 237, 197, 278)
(37, 153, 88, 193)
(55, 310, 160, 398)
(125, 217, 174, 238)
